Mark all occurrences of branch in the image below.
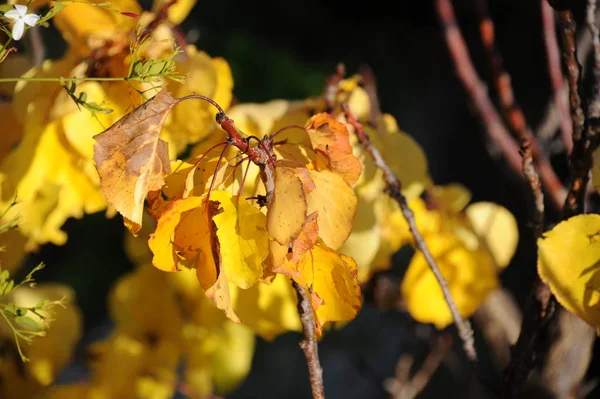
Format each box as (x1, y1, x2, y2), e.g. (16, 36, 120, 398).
(540, 0, 573, 153)
(359, 64, 382, 124)
(520, 140, 545, 238)
(503, 140, 554, 397)
(435, 0, 565, 209)
(475, 0, 561, 205)
(555, 7, 600, 217)
(342, 103, 478, 363)
(536, 5, 600, 146)
(292, 280, 325, 399)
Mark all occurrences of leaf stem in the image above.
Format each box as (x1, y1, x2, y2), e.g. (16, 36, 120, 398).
(0, 76, 130, 83)
(292, 280, 325, 399)
(342, 103, 478, 364)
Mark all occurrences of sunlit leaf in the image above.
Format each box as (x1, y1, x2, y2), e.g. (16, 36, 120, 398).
(306, 113, 362, 185)
(94, 90, 177, 234)
(537, 214, 600, 331)
(401, 234, 498, 329)
(267, 166, 307, 246)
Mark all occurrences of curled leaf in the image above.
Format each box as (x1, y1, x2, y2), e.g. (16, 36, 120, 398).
(94, 90, 178, 234)
(306, 113, 362, 185)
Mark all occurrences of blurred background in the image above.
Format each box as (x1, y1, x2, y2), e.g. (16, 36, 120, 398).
(15, 0, 600, 397)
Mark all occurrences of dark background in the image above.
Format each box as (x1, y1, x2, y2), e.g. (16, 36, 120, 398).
(18, 0, 600, 398)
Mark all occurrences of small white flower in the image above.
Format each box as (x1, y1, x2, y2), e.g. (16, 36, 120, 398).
(4, 4, 40, 41)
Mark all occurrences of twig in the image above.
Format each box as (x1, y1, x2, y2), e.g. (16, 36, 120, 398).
(475, 0, 561, 201)
(435, 0, 565, 209)
(323, 63, 345, 112)
(502, 140, 552, 397)
(520, 140, 545, 238)
(385, 334, 453, 399)
(342, 103, 478, 363)
(359, 64, 382, 124)
(558, 9, 592, 218)
(540, 1, 573, 153)
(292, 280, 325, 399)
(536, 6, 600, 145)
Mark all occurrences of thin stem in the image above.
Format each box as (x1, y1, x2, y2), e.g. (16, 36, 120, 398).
(520, 140, 545, 238)
(435, 0, 565, 209)
(474, 0, 563, 206)
(237, 158, 252, 202)
(270, 125, 307, 141)
(342, 103, 478, 363)
(0, 76, 131, 83)
(205, 143, 231, 205)
(541, 0, 573, 153)
(180, 94, 225, 114)
(292, 280, 325, 399)
(183, 142, 228, 198)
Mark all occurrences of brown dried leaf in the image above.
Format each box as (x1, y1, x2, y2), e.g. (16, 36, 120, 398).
(93, 90, 179, 234)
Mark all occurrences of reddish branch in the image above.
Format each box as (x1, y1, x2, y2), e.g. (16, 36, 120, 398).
(475, 0, 561, 190)
(541, 0, 573, 153)
(435, 0, 565, 208)
(292, 281, 326, 399)
(342, 103, 478, 363)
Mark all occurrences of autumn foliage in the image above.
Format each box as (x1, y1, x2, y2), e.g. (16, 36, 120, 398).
(2, 0, 600, 398)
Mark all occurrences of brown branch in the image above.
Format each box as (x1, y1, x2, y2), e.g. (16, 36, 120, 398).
(292, 280, 325, 399)
(359, 64, 383, 124)
(557, 9, 596, 218)
(537, 6, 600, 146)
(540, 1, 573, 153)
(435, 0, 565, 209)
(520, 140, 545, 238)
(503, 140, 554, 397)
(342, 103, 478, 363)
(475, 0, 561, 201)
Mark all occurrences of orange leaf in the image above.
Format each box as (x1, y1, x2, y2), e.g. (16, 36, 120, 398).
(266, 166, 307, 245)
(93, 90, 178, 234)
(148, 194, 240, 321)
(290, 212, 319, 263)
(306, 113, 362, 186)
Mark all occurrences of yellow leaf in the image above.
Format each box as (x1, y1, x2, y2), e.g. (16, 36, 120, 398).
(466, 202, 518, 268)
(109, 266, 183, 341)
(401, 234, 498, 329)
(537, 214, 600, 330)
(430, 183, 472, 213)
(163, 47, 233, 155)
(278, 242, 362, 334)
(306, 113, 362, 186)
(233, 274, 302, 339)
(302, 169, 357, 250)
(210, 190, 267, 288)
(152, 0, 197, 24)
(267, 166, 307, 246)
(94, 90, 177, 234)
(52, 0, 141, 56)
